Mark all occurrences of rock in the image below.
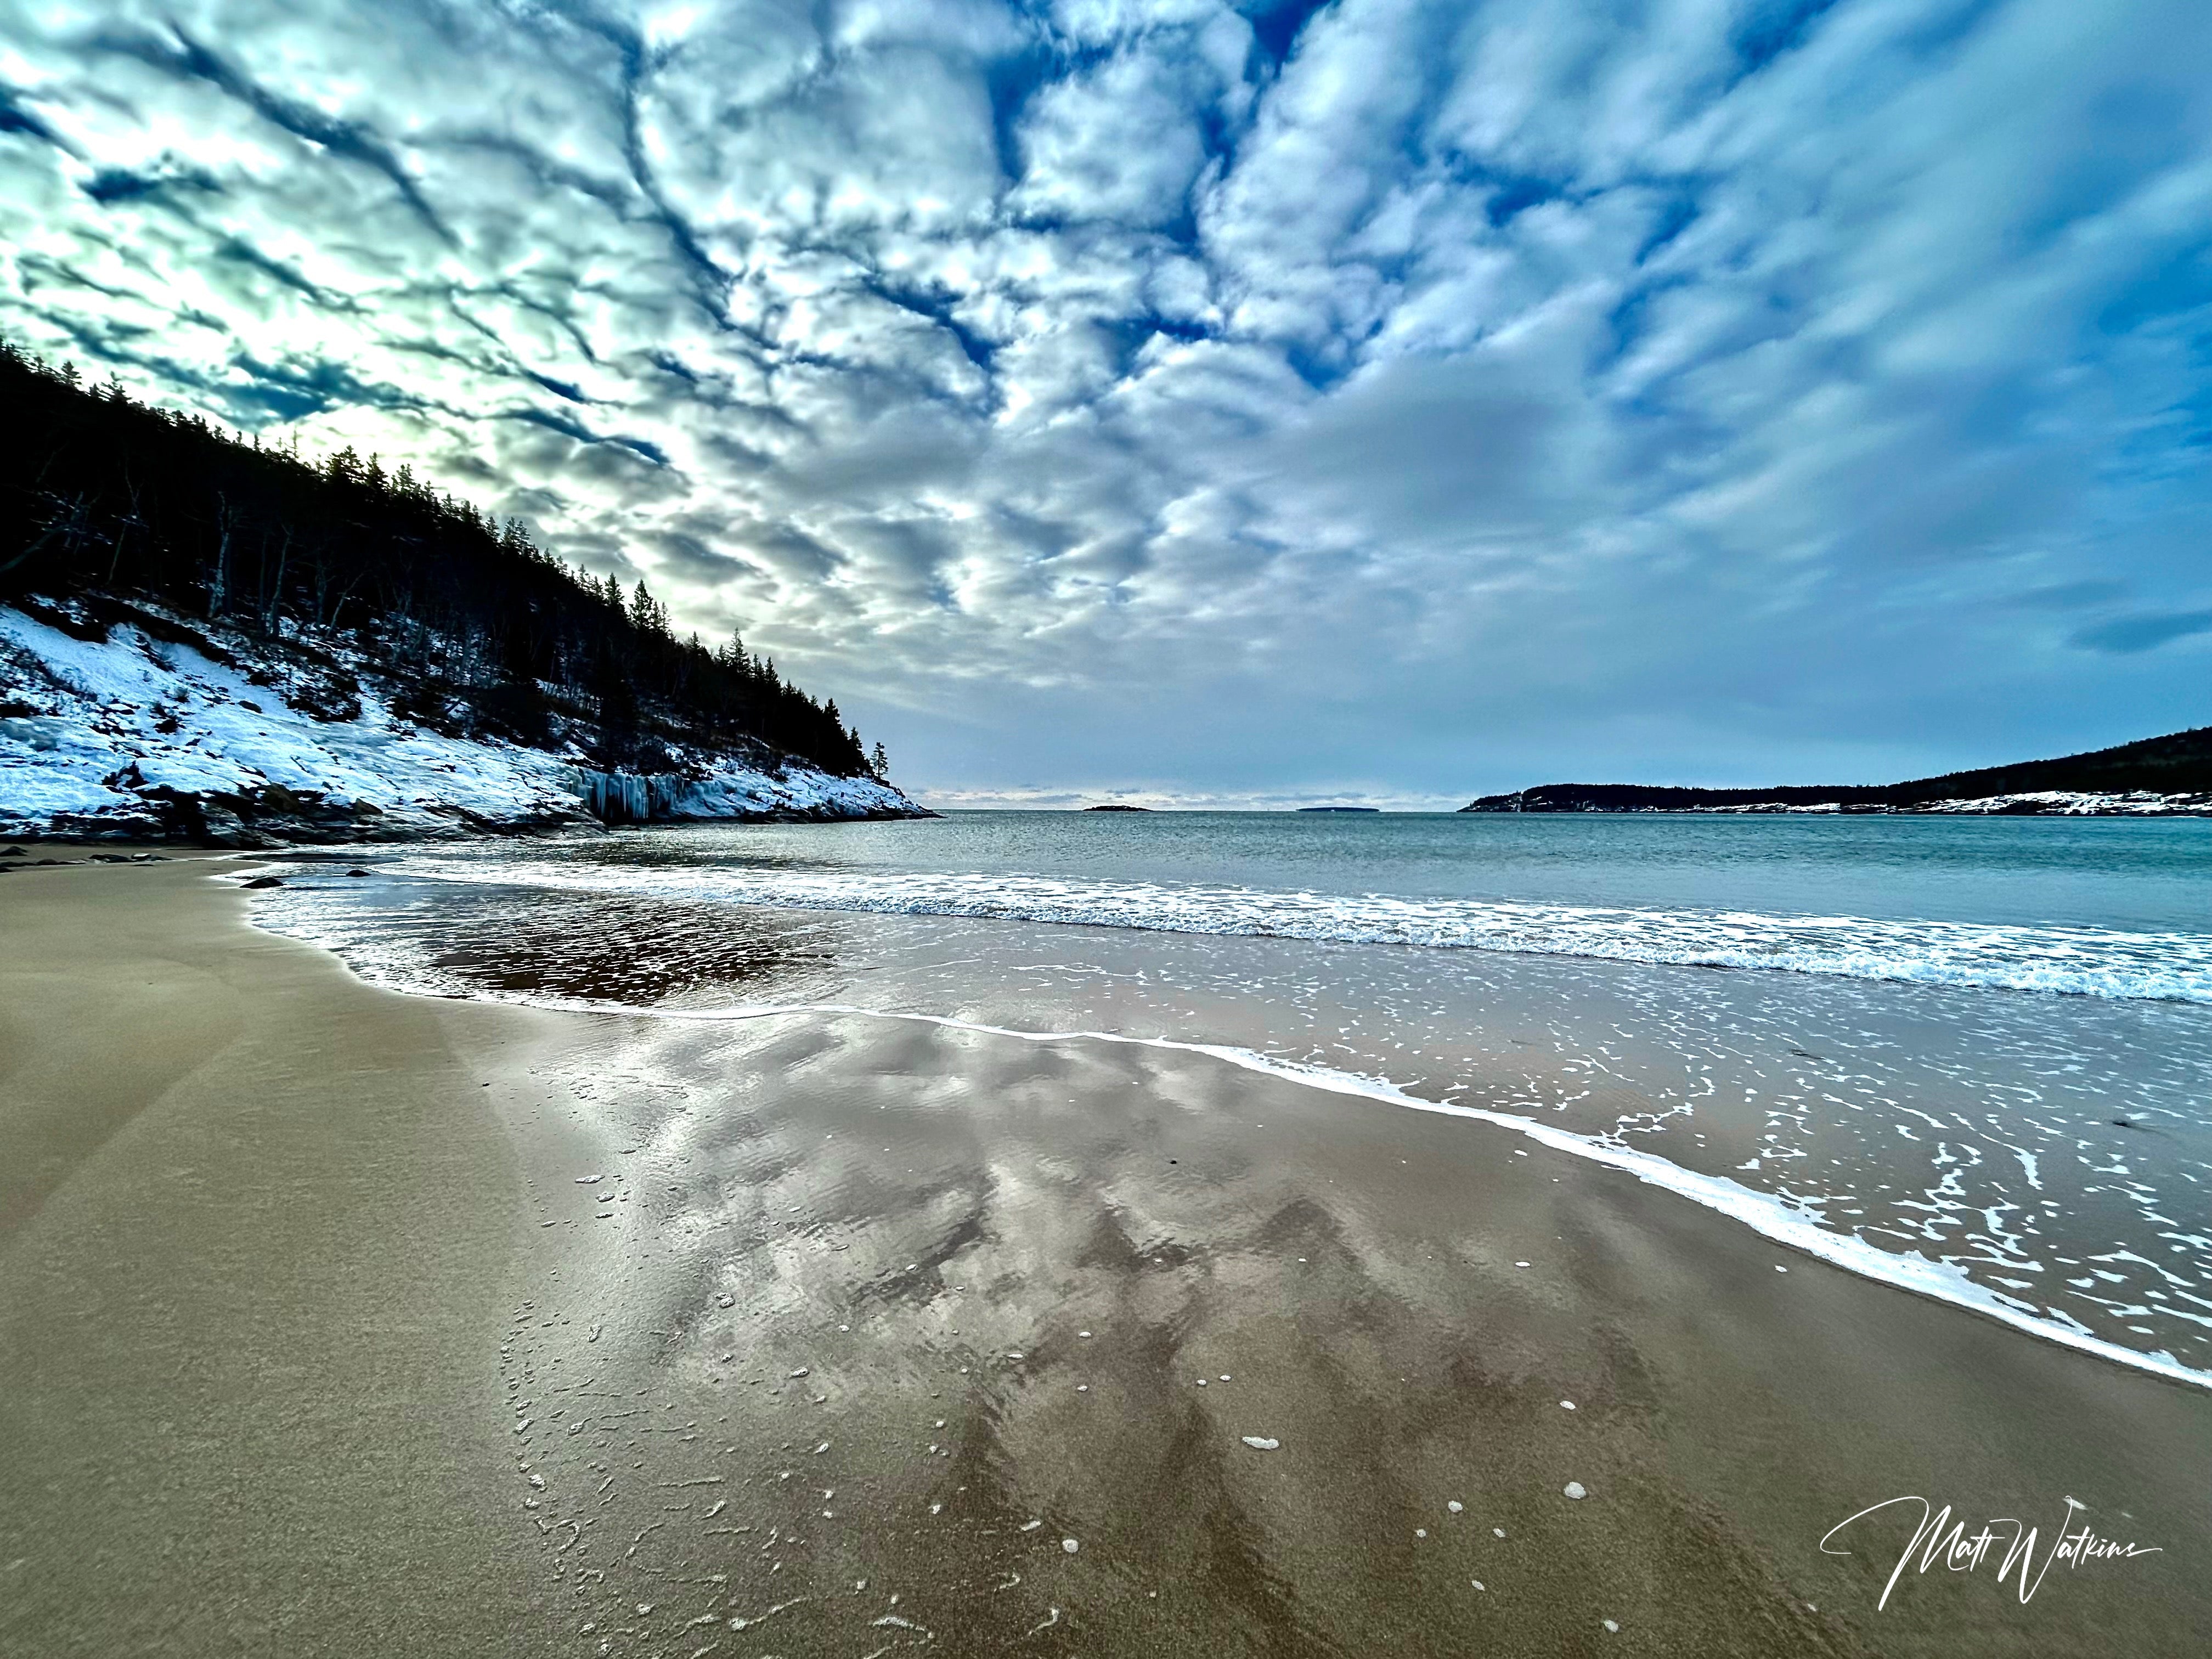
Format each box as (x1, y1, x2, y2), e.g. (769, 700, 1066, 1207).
(345, 867, 373, 877)
(1564, 1481, 1588, 1500)
(240, 876, 286, 889)
(196, 804, 275, 849)
(1240, 1436, 1280, 1451)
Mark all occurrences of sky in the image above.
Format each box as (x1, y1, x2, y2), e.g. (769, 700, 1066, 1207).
(2, 0, 2208, 808)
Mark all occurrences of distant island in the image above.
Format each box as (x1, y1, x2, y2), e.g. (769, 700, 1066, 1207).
(1299, 806, 1380, 813)
(1082, 803, 1153, 811)
(1462, 727, 2212, 816)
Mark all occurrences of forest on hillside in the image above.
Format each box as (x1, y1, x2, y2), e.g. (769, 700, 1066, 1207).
(0, 340, 878, 778)
(1463, 724, 2212, 811)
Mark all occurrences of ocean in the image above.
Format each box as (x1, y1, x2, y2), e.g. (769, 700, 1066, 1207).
(246, 810, 2212, 1385)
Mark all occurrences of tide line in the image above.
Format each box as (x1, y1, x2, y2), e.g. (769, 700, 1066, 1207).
(220, 877, 2212, 1398)
(643, 997, 2212, 1396)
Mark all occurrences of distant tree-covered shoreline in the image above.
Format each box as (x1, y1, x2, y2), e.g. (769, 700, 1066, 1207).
(0, 340, 876, 778)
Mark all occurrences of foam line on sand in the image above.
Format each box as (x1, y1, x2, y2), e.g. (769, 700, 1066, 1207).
(635, 997, 2212, 1397)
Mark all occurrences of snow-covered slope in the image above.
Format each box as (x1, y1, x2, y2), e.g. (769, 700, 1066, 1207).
(0, 601, 922, 843)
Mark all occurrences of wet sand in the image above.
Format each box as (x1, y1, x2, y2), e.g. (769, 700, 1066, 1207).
(2, 859, 2207, 1656)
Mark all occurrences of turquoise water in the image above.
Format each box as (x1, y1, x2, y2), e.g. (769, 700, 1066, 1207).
(246, 810, 2212, 1381)
(546, 809, 2212, 932)
(340, 811, 2212, 1002)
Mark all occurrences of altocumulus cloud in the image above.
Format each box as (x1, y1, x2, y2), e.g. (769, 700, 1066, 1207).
(2, 0, 2208, 804)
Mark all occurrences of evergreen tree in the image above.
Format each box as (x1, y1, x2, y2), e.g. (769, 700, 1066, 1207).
(0, 337, 881, 778)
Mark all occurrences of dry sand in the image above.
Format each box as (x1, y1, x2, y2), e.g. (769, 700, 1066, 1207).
(2, 857, 2207, 1656)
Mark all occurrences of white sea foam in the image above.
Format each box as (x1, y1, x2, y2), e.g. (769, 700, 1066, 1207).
(381, 855, 2212, 1003)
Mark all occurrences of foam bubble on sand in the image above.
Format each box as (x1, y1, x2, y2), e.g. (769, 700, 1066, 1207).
(1062, 1538, 1080, 1553)
(1448, 1500, 1463, 1513)
(1564, 1482, 1588, 1499)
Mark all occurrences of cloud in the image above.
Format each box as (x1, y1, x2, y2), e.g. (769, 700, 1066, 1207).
(2073, 608, 2212, 655)
(2, 0, 2209, 796)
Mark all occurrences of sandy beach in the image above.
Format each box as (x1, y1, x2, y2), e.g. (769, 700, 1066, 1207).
(3, 857, 2208, 1657)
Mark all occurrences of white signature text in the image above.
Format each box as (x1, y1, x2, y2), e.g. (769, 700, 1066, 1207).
(1820, 1496, 2162, 1610)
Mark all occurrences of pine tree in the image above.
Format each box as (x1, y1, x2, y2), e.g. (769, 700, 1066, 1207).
(0, 343, 888, 779)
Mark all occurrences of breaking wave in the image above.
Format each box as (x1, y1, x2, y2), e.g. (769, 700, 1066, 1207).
(382, 856, 2212, 1004)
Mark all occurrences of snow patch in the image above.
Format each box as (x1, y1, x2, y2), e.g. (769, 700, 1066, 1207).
(0, 603, 921, 839)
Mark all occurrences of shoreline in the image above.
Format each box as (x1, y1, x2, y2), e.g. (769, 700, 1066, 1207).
(1460, 799, 2212, 817)
(483, 996, 2212, 1397)
(4, 860, 2209, 1655)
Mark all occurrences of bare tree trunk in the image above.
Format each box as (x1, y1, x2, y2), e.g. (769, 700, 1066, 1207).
(3, 490, 96, 579)
(331, 568, 365, 631)
(259, 526, 291, 635)
(104, 475, 144, 590)
(208, 492, 233, 617)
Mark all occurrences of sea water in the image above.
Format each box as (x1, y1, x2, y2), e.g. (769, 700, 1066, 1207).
(246, 810, 2212, 1381)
